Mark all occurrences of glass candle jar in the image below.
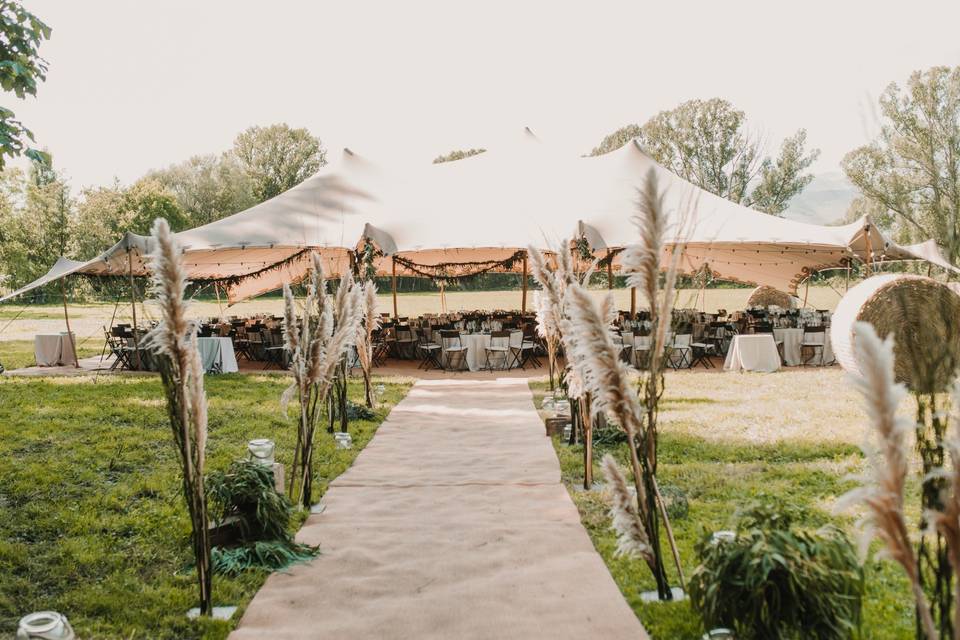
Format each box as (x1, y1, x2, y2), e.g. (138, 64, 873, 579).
(247, 439, 275, 466)
(16, 612, 75, 640)
(334, 432, 353, 450)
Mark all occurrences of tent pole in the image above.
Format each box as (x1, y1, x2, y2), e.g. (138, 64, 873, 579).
(59, 278, 79, 368)
(391, 256, 398, 319)
(606, 251, 613, 291)
(845, 261, 850, 292)
(521, 254, 528, 315)
(214, 281, 224, 318)
(129, 250, 141, 370)
(803, 277, 810, 309)
(863, 225, 873, 278)
(630, 287, 636, 317)
(439, 280, 446, 314)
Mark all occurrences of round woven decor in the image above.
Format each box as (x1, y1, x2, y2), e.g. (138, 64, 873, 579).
(746, 285, 797, 309)
(831, 274, 960, 393)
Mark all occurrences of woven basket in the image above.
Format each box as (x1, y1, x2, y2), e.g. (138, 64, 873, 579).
(831, 274, 960, 393)
(746, 285, 797, 309)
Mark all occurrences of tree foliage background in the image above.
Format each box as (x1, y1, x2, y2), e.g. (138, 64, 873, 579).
(842, 65, 960, 264)
(0, 123, 326, 293)
(590, 98, 820, 216)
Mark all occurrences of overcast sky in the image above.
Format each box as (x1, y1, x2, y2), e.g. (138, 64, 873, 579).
(11, 0, 960, 192)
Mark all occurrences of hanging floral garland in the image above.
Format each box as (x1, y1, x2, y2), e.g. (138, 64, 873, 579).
(353, 238, 382, 282)
(392, 250, 526, 282)
(575, 236, 594, 262)
(189, 247, 314, 287)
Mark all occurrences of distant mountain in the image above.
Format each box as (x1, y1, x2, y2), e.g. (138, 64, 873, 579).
(782, 172, 858, 225)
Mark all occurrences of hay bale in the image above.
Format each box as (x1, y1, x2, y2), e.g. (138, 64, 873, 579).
(831, 274, 960, 393)
(747, 285, 797, 309)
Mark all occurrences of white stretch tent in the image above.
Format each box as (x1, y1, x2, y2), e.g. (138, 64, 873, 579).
(3, 129, 957, 304)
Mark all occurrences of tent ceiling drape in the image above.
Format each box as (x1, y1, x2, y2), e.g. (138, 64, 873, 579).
(2, 129, 957, 304)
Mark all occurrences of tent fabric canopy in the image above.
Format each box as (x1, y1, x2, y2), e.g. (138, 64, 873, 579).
(3, 130, 957, 304)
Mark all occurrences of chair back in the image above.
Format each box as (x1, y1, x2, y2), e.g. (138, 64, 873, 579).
(489, 330, 510, 349)
(439, 330, 462, 351)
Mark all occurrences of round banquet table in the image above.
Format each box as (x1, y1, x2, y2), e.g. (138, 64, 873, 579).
(723, 334, 781, 373)
(449, 332, 522, 371)
(196, 337, 239, 374)
(772, 327, 834, 366)
(34, 332, 77, 367)
(773, 328, 803, 366)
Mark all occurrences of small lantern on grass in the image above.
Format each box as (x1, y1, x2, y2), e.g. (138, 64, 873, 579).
(247, 439, 275, 466)
(334, 432, 353, 449)
(16, 612, 74, 640)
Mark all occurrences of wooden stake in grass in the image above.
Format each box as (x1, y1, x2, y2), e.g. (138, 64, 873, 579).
(142, 218, 212, 616)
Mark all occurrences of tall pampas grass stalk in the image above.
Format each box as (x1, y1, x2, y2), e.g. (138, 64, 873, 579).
(528, 240, 597, 486)
(836, 322, 937, 639)
(355, 280, 380, 408)
(143, 217, 212, 616)
(564, 169, 689, 600)
(601, 454, 653, 561)
(282, 254, 364, 509)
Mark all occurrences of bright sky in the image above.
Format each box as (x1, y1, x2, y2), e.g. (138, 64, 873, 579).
(12, 0, 960, 191)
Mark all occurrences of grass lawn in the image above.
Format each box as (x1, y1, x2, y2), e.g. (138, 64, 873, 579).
(530, 368, 918, 639)
(0, 373, 411, 639)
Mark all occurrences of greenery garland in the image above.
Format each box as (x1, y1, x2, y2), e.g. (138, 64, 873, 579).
(191, 247, 314, 288)
(391, 249, 526, 283)
(575, 236, 594, 262)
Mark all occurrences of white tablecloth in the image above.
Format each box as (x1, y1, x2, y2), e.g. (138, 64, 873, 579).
(773, 328, 834, 366)
(197, 337, 239, 373)
(724, 334, 781, 373)
(773, 328, 803, 366)
(445, 332, 521, 371)
(34, 333, 76, 367)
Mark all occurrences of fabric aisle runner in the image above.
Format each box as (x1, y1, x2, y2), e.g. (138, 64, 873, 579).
(229, 378, 648, 640)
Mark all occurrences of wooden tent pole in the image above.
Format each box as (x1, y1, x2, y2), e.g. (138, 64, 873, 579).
(630, 287, 636, 317)
(391, 256, 398, 319)
(521, 254, 528, 315)
(606, 251, 613, 290)
(213, 281, 224, 318)
(803, 277, 810, 308)
(863, 225, 873, 278)
(59, 278, 79, 368)
(129, 250, 141, 370)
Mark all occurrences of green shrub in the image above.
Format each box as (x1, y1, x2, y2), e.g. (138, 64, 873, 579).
(689, 502, 864, 639)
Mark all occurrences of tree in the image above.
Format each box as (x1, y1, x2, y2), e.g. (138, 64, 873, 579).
(0, 160, 74, 289)
(842, 66, 960, 265)
(122, 178, 188, 235)
(232, 124, 326, 201)
(590, 98, 819, 215)
(0, 1, 51, 168)
(148, 153, 256, 227)
(432, 148, 486, 164)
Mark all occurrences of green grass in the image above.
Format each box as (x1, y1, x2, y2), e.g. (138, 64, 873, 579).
(529, 377, 917, 639)
(0, 373, 411, 639)
(1, 339, 101, 370)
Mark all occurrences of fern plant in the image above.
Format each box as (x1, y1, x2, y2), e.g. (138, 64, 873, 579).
(689, 503, 864, 640)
